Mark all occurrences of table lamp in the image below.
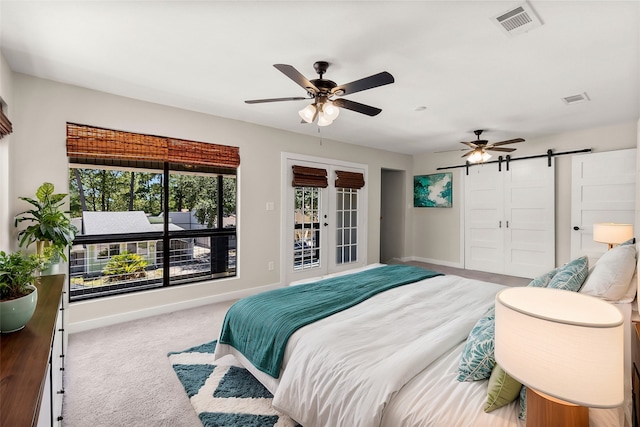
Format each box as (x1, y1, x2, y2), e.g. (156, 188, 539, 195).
(593, 223, 634, 250)
(495, 287, 624, 427)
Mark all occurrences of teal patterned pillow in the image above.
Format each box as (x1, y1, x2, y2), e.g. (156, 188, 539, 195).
(457, 306, 495, 381)
(519, 386, 527, 420)
(547, 256, 589, 292)
(527, 268, 558, 288)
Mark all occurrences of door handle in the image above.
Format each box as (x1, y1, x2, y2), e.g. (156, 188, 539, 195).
(323, 223, 328, 227)
(499, 221, 502, 228)
(506, 221, 509, 228)
(573, 226, 581, 231)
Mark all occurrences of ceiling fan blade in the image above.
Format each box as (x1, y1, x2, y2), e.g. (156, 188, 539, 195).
(486, 147, 517, 152)
(332, 71, 395, 96)
(332, 98, 382, 116)
(273, 64, 319, 93)
(491, 138, 525, 147)
(434, 148, 468, 153)
(461, 151, 474, 158)
(245, 97, 308, 104)
(461, 141, 478, 148)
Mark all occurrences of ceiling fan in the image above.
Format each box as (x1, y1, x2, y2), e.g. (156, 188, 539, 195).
(245, 61, 394, 126)
(460, 130, 525, 163)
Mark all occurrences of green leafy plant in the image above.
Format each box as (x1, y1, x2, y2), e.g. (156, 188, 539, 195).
(0, 251, 44, 301)
(102, 252, 148, 282)
(14, 182, 78, 262)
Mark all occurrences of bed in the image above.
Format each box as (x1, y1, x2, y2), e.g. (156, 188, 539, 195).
(214, 249, 636, 427)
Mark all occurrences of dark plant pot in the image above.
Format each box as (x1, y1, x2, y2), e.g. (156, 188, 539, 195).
(0, 285, 38, 333)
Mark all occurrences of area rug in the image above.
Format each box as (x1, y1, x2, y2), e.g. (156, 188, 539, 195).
(168, 340, 300, 427)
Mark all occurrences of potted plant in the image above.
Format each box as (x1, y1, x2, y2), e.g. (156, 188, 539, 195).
(14, 182, 77, 266)
(0, 250, 44, 333)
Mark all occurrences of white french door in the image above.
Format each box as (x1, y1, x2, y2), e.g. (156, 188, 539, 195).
(283, 155, 367, 284)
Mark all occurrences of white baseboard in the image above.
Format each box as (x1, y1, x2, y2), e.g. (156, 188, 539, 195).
(409, 256, 464, 269)
(67, 282, 282, 334)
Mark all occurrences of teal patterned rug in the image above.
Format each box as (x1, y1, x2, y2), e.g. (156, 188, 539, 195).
(168, 341, 300, 427)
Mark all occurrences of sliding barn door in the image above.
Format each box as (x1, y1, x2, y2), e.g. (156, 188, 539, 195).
(464, 166, 504, 274)
(465, 158, 555, 278)
(502, 158, 555, 277)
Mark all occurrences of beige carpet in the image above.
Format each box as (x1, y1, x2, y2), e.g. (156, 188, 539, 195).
(62, 300, 235, 427)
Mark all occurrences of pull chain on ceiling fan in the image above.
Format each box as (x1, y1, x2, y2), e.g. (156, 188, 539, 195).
(245, 61, 395, 126)
(461, 130, 525, 163)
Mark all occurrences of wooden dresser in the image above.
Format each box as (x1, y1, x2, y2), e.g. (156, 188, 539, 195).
(0, 274, 66, 427)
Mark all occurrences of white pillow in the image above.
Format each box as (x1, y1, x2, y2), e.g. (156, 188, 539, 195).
(619, 268, 638, 303)
(580, 245, 636, 301)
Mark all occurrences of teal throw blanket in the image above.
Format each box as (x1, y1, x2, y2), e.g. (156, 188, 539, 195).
(218, 265, 442, 378)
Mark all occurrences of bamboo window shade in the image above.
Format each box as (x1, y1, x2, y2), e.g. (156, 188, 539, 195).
(291, 165, 328, 188)
(0, 104, 12, 139)
(66, 123, 240, 169)
(335, 170, 365, 189)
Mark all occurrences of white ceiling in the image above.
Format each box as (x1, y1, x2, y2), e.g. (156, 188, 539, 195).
(1, 1, 638, 155)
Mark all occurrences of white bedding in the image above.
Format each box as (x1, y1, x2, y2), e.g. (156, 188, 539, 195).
(215, 268, 631, 427)
(272, 274, 504, 427)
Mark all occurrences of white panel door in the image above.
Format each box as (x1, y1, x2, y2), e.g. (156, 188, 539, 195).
(464, 165, 504, 274)
(465, 158, 555, 278)
(503, 158, 555, 277)
(571, 149, 636, 261)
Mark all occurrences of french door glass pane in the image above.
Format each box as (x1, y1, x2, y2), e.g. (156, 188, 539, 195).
(335, 188, 358, 265)
(294, 187, 321, 270)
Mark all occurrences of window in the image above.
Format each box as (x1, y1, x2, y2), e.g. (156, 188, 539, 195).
(66, 123, 239, 301)
(96, 243, 120, 260)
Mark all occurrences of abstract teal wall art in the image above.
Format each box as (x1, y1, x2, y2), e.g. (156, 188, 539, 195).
(414, 172, 452, 207)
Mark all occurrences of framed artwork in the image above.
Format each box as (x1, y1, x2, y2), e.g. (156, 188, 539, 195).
(414, 172, 452, 208)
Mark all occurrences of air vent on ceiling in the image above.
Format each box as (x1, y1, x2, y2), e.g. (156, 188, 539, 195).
(562, 92, 591, 105)
(492, 2, 543, 37)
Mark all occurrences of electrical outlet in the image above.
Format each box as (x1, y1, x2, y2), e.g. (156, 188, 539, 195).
(266, 202, 274, 211)
(268, 261, 274, 271)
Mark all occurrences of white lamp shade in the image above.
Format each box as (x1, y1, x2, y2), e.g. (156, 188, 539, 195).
(298, 104, 317, 123)
(316, 113, 333, 127)
(593, 223, 634, 245)
(495, 287, 624, 408)
(322, 101, 340, 120)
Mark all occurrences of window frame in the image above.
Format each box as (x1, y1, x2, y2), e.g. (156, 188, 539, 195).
(68, 161, 237, 301)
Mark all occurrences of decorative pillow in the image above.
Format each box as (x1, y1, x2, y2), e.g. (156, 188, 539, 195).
(547, 256, 589, 292)
(519, 386, 527, 420)
(580, 245, 636, 301)
(484, 364, 522, 412)
(527, 267, 558, 288)
(619, 269, 638, 303)
(457, 307, 495, 381)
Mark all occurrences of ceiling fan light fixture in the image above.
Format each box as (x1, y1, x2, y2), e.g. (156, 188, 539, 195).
(322, 101, 340, 121)
(317, 113, 333, 127)
(468, 149, 492, 164)
(298, 104, 317, 123)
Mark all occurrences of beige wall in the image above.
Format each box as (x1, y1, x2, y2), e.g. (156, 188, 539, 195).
(412, 120, 639, 268)
(8, 72, 413, 330)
